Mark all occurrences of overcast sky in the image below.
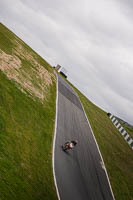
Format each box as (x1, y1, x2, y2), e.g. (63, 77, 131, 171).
(0, 0, 133, 124)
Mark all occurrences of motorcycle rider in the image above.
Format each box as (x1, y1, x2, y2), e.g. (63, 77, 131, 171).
(62, 140, 78, 151)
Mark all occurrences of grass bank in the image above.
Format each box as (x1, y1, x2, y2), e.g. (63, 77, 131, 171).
(0, 23, 57, 200)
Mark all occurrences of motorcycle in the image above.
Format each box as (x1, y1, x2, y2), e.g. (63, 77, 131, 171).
(62, 140, 78, 151)
(62, 143, 72, 151)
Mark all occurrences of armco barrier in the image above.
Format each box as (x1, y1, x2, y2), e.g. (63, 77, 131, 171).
(108, 114, 133, 150)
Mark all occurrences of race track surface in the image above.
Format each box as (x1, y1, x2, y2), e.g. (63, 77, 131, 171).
(54, 75, 114, 200)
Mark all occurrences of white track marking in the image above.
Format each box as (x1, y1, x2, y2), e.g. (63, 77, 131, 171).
(75, 92, 116, 200)
(52, 73, 61, 200)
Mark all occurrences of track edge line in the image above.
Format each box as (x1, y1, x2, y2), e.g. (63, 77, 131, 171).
(79, 97, 115, 200)
(52, 72, 61, 200)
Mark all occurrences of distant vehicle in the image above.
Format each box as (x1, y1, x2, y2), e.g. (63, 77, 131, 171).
(60, 71, 67, 79)
(59, 67, 67, 79)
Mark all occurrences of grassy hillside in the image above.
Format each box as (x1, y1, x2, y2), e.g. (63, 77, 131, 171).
(0, 23, 57, 200)
(64, 76, 133, 200)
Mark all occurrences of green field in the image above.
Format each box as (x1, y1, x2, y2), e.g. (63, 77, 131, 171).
(0, 23, 57, 200)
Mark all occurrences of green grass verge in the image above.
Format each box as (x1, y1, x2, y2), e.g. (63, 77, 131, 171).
(0, 71, 57, 200)
(63, 76, 133, 200)
(0, 23, 57, 200)
(0, 23, 14, 54)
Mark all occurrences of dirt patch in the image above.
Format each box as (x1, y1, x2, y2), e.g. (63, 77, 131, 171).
(13, 42, 53, 86)
(38, 65, 52, 86)
(0, 49, 21, 79)
(0, 49, 53, 102)
(0, 49, 21, 70)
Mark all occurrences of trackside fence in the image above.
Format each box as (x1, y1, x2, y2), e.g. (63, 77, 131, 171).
(108, 114, 133, 150)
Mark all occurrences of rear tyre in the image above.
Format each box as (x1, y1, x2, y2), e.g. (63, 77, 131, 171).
(62, 145, 68, 151)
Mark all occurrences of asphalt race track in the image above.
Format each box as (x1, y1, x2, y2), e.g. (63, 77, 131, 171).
(54, 75, 114, 200)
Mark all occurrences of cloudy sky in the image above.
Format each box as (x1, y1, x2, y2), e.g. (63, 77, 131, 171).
(0, 0, 133, 124)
